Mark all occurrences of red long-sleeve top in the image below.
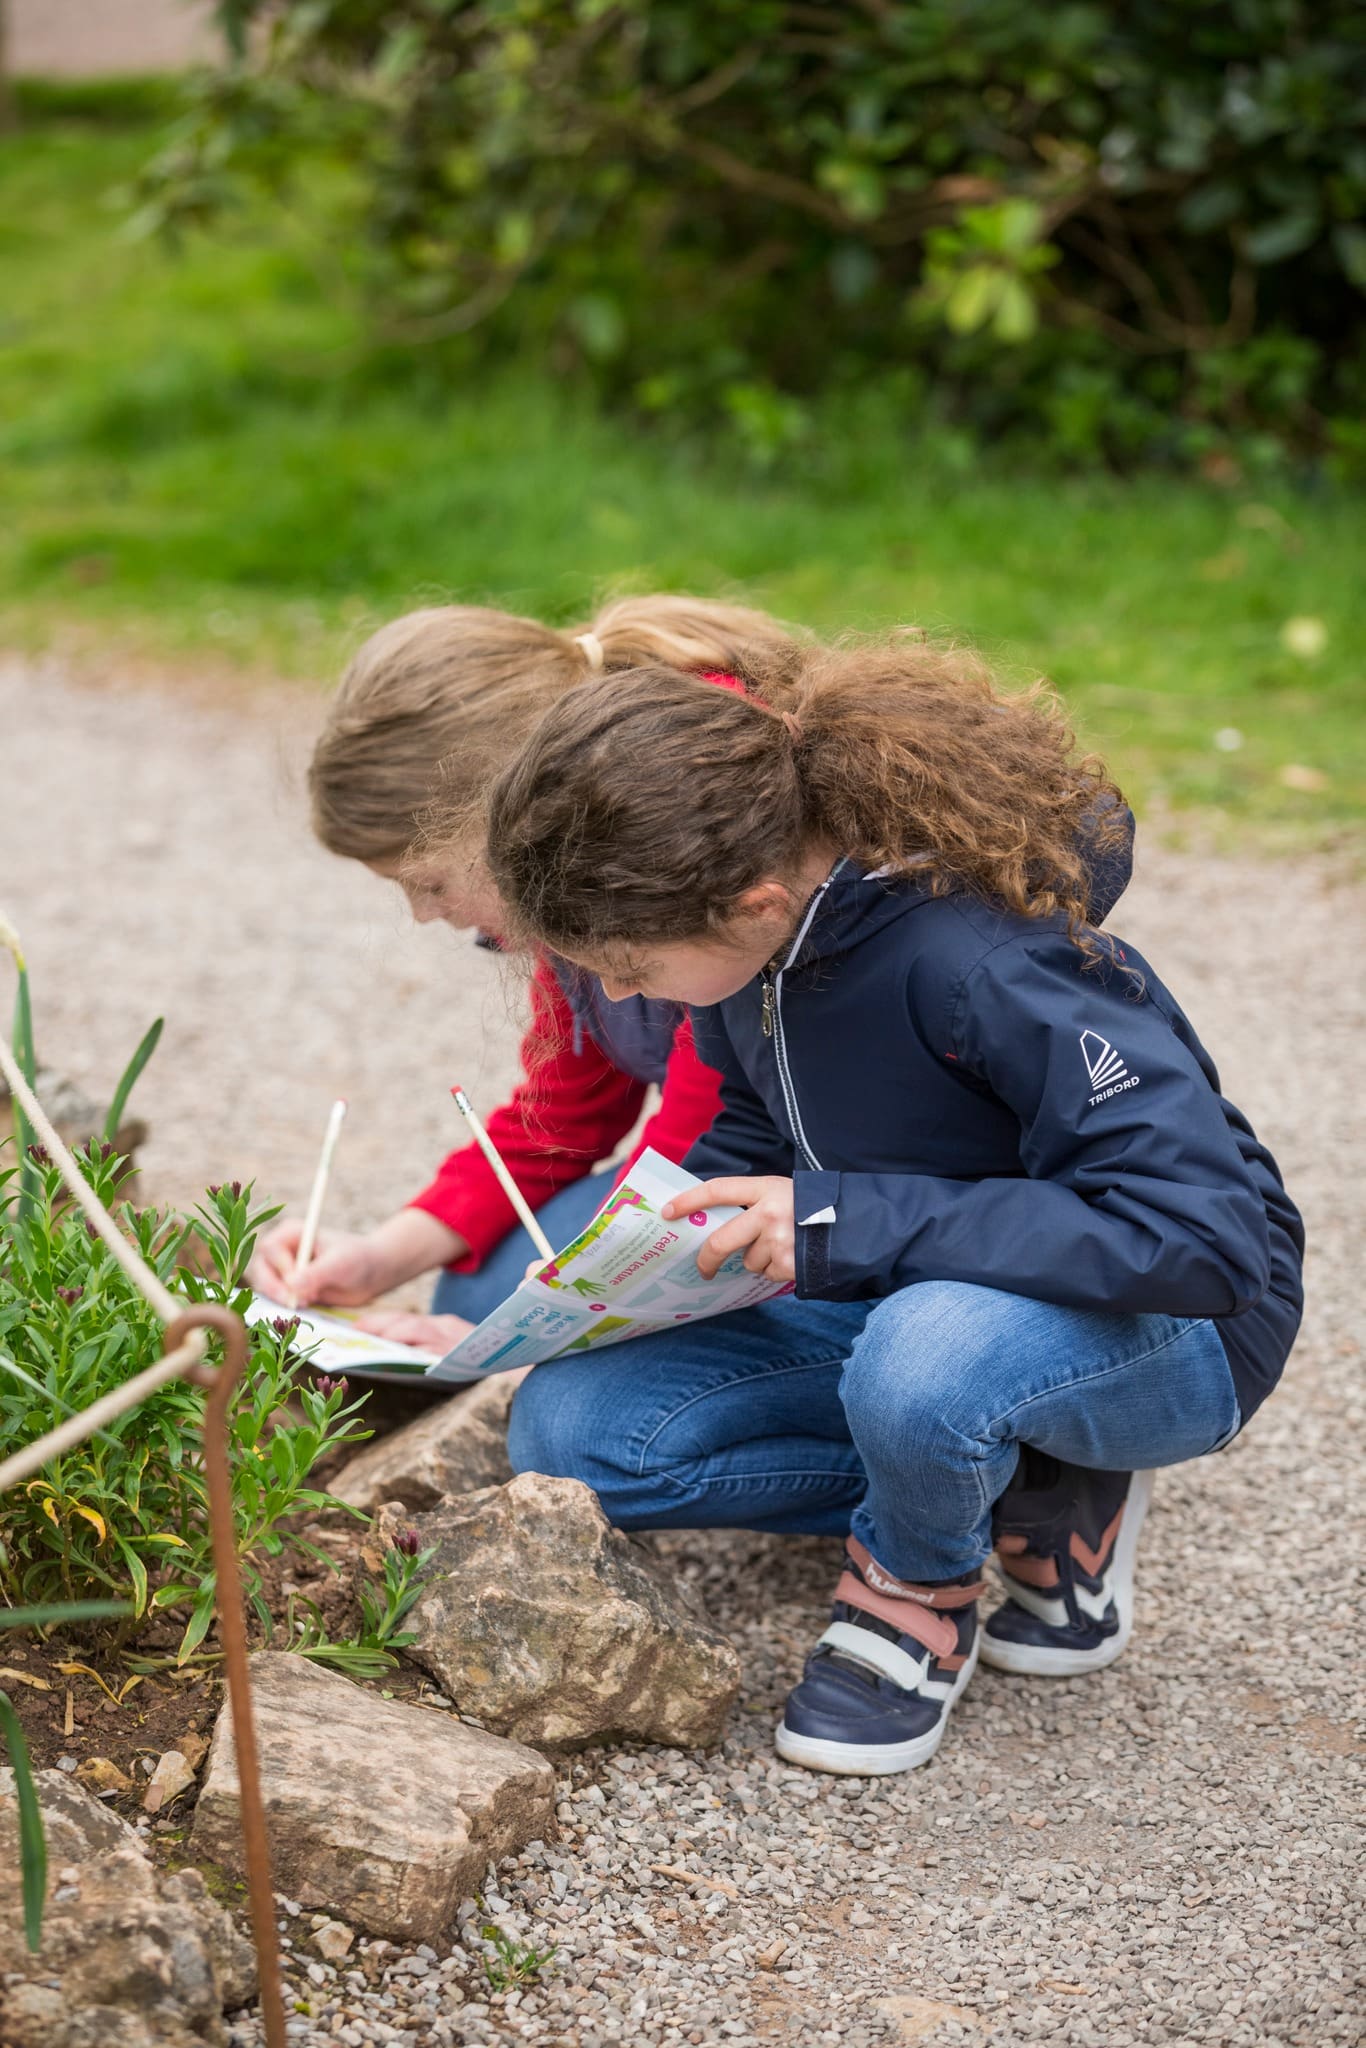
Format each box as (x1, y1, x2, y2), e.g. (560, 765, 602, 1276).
(408, 956, 724, 1270)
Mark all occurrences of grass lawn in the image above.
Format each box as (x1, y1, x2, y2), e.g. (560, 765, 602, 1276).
(2, 83, 1363, 835)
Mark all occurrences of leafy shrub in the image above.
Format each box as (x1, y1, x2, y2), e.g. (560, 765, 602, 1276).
(0, 1147, 371, 1658)
(130, 0, 1366, 464)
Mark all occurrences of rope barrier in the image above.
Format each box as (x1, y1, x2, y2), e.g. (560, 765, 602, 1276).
(0, 932, 285, 2048)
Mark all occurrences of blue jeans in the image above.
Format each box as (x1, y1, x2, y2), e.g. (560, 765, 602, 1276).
(431, 1170, 617, 1324)
(508, 1281, 1241, 1583)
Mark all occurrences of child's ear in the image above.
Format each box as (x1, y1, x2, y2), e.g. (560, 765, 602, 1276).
(731, 880, 798, 930)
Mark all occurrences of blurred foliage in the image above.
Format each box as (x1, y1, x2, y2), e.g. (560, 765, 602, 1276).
(1, 85, 1362, 833)
(124, 0, 1366, 467)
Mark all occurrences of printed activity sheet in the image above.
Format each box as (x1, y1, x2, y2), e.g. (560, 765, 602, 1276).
(240, 1295, 438, 1379)
(432, 1148, 792, 1379)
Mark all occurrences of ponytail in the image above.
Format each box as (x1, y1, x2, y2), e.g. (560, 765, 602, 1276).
(486, 637, 1126, 957)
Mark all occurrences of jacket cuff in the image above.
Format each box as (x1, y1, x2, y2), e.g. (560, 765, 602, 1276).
(793, 1169, 841, 1297)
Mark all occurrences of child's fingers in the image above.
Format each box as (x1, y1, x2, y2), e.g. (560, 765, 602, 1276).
(662, 1178, 761, 1221)
(291, 1237, 373, 1308)
(696, 1207, 764, 1280)
(247, 1218, 304, 1294)
(351, 1309, 473, 1349)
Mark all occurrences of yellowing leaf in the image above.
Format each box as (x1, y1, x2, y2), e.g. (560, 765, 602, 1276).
(146, 1532, 189, 1549)
(40, 1497, 59, 1527)
(70, 1505, 108, 1543)
(0, 1666, 52, 1692)
(56, 1661, 144, 1707)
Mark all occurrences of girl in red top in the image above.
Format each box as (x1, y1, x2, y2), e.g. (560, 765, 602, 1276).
(251, 595, 799, 1352)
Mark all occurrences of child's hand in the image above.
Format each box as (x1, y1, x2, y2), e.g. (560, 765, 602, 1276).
(250, 1208, 464, 1308)
(662, 1177, 797, 1284)
(349, 1309, 475, 1352)
(249, 1222, 390, 1307)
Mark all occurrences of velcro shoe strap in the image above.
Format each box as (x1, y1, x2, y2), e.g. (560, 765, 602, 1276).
(833, 1572, 959, 1661)
(846, 1539, 986, 1609)
(817, 1620, 933, 1696)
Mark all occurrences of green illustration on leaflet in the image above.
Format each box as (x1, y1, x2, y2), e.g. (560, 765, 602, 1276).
(433, 1149, 793, 1380)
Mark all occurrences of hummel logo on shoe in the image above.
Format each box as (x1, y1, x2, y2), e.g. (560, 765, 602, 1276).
(1079, 1029, 1139, 1105)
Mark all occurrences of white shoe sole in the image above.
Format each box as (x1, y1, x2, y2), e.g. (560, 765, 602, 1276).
(980, 1469, 1155, 1677)
(773, 1631, 980, 1777)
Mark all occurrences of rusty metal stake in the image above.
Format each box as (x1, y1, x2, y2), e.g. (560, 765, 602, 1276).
(167, 1307, 287, 2048)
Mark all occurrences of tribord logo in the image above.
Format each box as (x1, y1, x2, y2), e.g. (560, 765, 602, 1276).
(1079, 1029, 1140, 1106)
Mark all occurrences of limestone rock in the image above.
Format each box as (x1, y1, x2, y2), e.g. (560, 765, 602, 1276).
(0, 1767, 256, 2048)
(328, 1371, 516, 1511)
(191, 1652, 555, 1946)
(389, 1472, 742, 1750)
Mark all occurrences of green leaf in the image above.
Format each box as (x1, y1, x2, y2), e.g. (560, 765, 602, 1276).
(10, 964, 38, 1222)
(102, 1018, 163, 1143)
(0, 1690, 46, 1950)
(113, 1537, 149, 1616)
(1244, 209, 1320, 265)
(176, 1593, 216, 1663)
(993, 274, 1039, 342)
(946, 265, 1001, 334)
(1333, 224, 1366, 292)
(0, 1599, 131, 1630)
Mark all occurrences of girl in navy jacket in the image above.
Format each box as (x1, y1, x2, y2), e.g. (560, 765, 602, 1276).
(480, 637, 1303, 1777)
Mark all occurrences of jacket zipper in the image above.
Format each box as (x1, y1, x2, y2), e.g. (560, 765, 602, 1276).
(760, 859, 848, 1172)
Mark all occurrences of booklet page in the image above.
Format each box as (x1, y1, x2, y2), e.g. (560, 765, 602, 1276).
(432, 1148, 791, 1380)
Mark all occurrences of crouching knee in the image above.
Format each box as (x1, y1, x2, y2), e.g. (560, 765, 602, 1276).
(841, 1281, 1004, 1453)
(506, 1358, 622, 1495)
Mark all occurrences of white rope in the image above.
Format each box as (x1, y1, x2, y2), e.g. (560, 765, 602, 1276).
(0, 1032, 181, 1322)
(0, 936, 210, 1490)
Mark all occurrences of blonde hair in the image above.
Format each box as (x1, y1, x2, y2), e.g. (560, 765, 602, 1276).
(308, 595, 804, 864)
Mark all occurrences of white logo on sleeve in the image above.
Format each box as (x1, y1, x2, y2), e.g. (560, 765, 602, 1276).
(1079, 1029, 1140, 1105)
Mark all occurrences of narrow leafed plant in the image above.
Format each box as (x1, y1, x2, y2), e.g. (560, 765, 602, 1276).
(0, 941, 373, 1660)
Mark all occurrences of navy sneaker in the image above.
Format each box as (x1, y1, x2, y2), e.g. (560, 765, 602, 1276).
(775, 1541, 985, 1776)
(982, 1457, 1154, 1677)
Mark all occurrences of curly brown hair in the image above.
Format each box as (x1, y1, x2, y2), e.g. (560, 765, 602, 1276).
(484, 636, 1127, 958)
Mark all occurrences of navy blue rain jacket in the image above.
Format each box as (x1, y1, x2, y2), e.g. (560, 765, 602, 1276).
(686, 861, 1303, 1424)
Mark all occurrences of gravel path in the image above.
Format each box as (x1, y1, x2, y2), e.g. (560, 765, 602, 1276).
(1, 657, 1362, 2047)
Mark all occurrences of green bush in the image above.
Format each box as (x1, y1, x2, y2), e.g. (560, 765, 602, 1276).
(0, 1147, 370, 1659)
(131, 0, 1366, 464)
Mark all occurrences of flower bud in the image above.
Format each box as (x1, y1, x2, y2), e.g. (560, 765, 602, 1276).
(392, 1527, 421, 1558)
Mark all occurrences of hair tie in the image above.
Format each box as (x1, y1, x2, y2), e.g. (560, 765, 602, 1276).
(573, 631, 605, 673)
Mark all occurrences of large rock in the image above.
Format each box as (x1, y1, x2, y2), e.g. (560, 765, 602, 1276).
(383, 1473, 742, 1750)
(328, 1371, 517, 1511)
(191, 1652, 555, 1946)
(0, 1767, 255, 2048)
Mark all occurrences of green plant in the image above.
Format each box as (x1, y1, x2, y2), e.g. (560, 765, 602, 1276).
(2, 95, 1365, 831)
(0, 1599, 132, 1949)
(0, 1141, 372, 1658)
(476, 1908, 558, 1993)
(275, 1520, 437, 1680)
(129, 1, 1366, 462)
